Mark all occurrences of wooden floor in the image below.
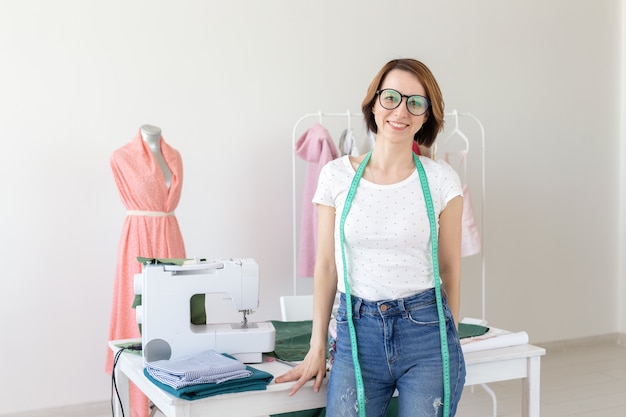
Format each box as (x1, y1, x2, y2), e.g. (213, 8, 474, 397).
(5, 338, 626, 417)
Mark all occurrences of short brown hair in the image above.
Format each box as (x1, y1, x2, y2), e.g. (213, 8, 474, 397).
(361, 59, 444, 148)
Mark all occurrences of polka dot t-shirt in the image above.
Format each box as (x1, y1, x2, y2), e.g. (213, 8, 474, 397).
(313, 155, 462, 301)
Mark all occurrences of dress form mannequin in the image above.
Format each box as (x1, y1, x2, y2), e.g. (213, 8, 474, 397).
(108, 125, 195, 417)
(141, 124, 172, 188)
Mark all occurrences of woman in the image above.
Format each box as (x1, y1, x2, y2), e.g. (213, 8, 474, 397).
(276, 58, 466, 417)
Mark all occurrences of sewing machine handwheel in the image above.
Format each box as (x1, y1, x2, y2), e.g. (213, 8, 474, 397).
(144, 338, 172, 363)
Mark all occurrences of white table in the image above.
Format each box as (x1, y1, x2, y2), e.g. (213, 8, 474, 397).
(110, 340, 545, 417)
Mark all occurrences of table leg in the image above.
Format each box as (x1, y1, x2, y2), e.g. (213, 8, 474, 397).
(522, 355, 542, 417)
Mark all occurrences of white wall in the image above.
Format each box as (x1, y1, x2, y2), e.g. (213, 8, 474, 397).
(617, 0, 626, 334)
(0, 0, 622, 414)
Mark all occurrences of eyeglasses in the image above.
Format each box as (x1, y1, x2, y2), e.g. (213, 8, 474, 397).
(376, 89, 430, 116)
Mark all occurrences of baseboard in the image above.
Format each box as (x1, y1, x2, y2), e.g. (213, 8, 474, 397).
(0, 401, 109, 417)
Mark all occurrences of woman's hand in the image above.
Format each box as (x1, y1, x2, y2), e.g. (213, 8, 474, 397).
(274, 349, 327, 396)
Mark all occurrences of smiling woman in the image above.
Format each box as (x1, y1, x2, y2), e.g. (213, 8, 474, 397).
(362, 59, 445, 152)
(276, 59, 466, 417)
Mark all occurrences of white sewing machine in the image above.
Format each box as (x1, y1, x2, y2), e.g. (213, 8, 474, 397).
(134, 258, 275, 364)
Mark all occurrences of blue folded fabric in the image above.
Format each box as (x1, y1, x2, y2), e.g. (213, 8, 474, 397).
(143, 364, 274, 400)
(146, 350, 252, 389)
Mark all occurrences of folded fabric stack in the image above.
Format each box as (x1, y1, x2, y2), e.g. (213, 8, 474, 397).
(145, 350, 252, 389)
(144, 350, 274, 400)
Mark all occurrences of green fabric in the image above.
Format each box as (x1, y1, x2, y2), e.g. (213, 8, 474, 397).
(274, 408, 326, 417)
(189, 294, 207, 324)
(269, 320, 314, 361)
(136, 256, 189, 266)
(458, 323, 489, 339)
(386, 398, 399, 416)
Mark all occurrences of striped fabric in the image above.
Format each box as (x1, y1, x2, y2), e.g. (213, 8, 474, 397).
(145, 350, 252, 389)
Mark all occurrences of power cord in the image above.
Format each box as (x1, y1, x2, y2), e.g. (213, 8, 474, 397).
(111, 343, 142, 417)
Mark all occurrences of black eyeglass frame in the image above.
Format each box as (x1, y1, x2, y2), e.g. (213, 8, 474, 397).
(376, 89, 430, 116)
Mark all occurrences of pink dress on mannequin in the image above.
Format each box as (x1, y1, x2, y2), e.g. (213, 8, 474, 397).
(106, 129, 185, 417)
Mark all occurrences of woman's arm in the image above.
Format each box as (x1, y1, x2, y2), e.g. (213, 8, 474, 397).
(310, 204, 339, 353)
(275, 203, 337, 395)
(437, 195, 463, 326)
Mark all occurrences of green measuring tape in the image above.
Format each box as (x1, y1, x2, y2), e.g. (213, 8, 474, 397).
(339, 150, 451, 417)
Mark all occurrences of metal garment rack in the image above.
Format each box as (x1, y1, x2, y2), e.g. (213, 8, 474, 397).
(291, 109, 494, 417)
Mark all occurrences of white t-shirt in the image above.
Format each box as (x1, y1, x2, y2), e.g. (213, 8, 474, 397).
(313, 155, 462, 301)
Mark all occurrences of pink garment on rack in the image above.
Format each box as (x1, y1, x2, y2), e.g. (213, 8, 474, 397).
(460, 184, 481, 257)
(107, 130, 186, 417)
(295, 123, 339, 277)
(444, 151, 481, 257)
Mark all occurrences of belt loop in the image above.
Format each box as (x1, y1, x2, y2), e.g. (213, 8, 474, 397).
(352, 297, 362, 319)
(398, 298, 408, 318)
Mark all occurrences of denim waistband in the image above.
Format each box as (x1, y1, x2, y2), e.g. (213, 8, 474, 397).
(340, 288, 443, 319)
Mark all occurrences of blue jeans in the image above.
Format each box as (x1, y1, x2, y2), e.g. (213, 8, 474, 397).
(327, 289, 466, 417)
